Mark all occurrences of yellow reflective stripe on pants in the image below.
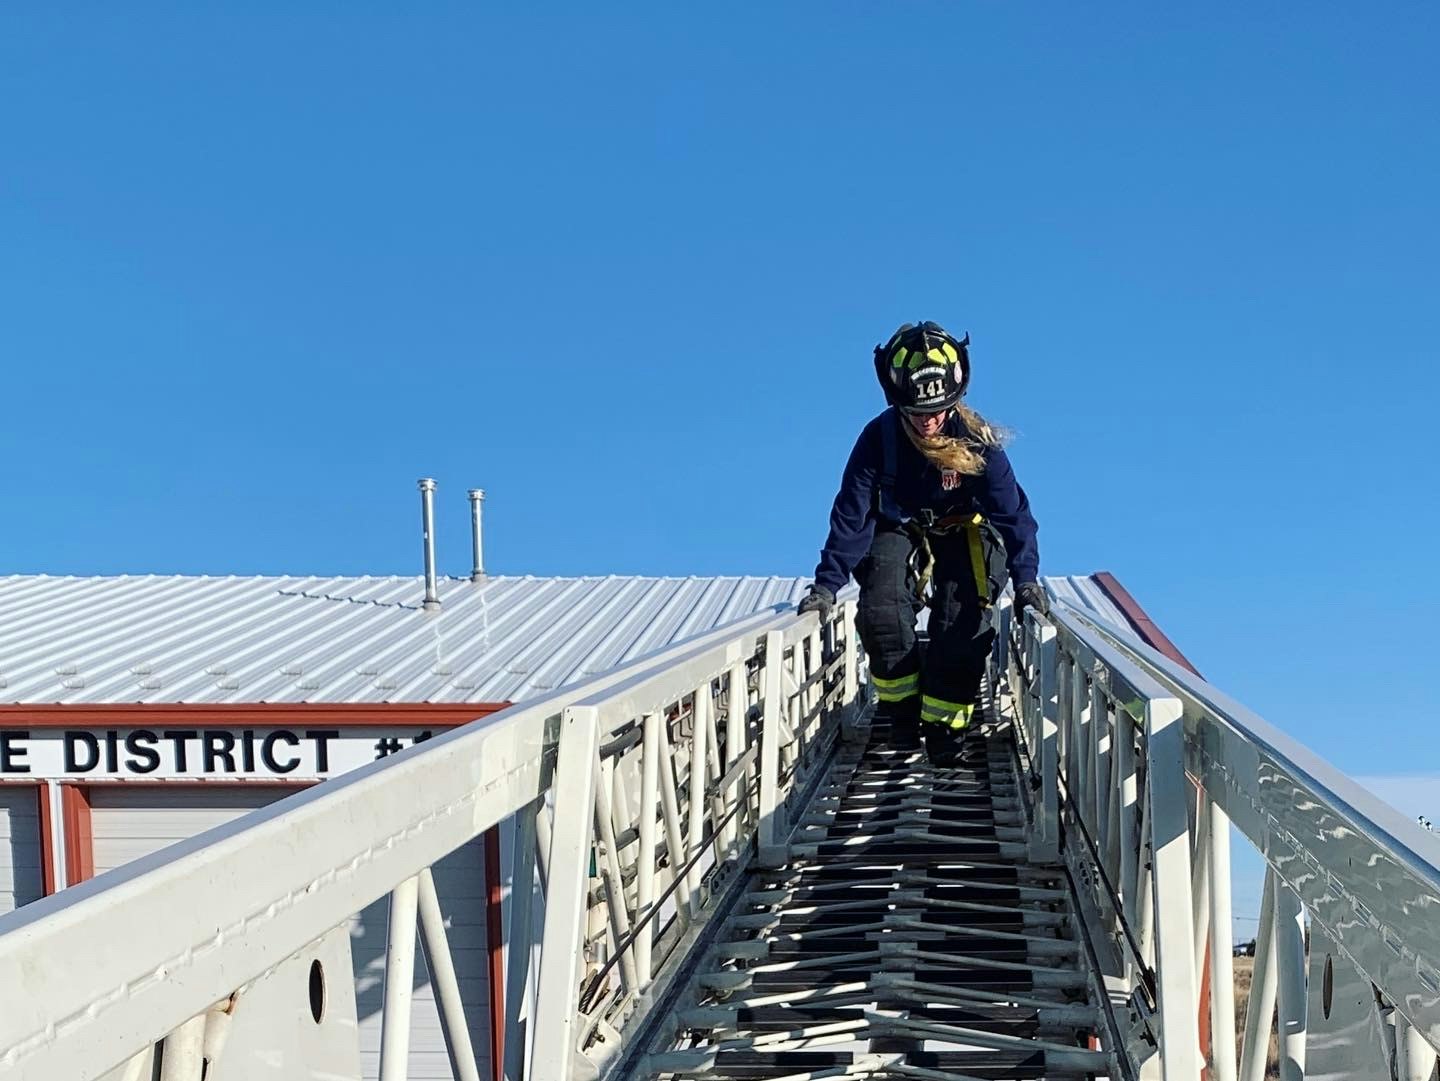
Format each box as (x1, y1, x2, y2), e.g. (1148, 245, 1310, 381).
(872, 671, 919, 703)
(920, 695, 974, 730)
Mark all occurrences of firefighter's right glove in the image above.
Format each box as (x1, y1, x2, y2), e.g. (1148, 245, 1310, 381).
(797, 585, 835, 623)
(1013, 581, 1050, 622)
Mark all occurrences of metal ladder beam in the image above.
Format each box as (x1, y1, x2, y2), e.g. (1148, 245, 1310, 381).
(618, 698, 1122, 1081)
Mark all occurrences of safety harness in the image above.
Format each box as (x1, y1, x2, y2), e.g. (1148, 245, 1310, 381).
(875, 407, 995, 607)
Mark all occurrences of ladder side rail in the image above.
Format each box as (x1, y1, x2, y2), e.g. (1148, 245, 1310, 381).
(1043, 623, 1143, 970)
(1015, 611, 1061, 861)
(758, 629, 786, 865)
(1057, 600, 1440, 1054)
(1032, 608, 1203, 1079)
(0, 605, 805, 1081)
(523, 607, 855, 1078)
(530, 706, 603, 1081)
(584, 610, 859, 1081)
(502, 799, 541, 1081)
(545, 622, 787, 1068)
(0, 698, 552, 1081)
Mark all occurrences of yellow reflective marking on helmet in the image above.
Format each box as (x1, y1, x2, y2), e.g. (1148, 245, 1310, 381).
(891, 346, 909, 368)
(941, 341, 959, 364)
(926, 347, 946, 364)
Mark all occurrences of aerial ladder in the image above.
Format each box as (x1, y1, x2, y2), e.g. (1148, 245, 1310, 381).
(2, 594, 1438, 1081)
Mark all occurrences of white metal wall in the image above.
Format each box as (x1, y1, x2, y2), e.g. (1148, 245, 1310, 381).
(0, 787, 44, 914)
(88, 785, 491, 1081)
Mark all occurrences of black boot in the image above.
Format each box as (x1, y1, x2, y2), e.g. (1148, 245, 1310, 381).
(923, 722, 969, 768)
(874, 697, 921, 751)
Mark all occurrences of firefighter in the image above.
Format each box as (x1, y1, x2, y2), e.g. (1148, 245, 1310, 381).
(797, 321, 1047, 765)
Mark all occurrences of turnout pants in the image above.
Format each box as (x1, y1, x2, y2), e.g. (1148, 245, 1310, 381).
(855, 522, 999, 749)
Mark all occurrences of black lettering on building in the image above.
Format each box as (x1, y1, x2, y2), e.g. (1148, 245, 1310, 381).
(0, 730, 30, 774)
(262, 730, 300, 773)
(162, 730, 198, 772)
(104, 730, 120, 773)
(240, 729, 257, 773)
(203, 731, 238, 773)
(124, 729, 161, 774)
(65, 731, 100, 773)
(306, 729, 339, 774)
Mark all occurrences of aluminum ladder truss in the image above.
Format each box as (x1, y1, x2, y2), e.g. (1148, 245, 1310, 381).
(2, 596, 1439, 1081)
(630, 706, 1113, 1081)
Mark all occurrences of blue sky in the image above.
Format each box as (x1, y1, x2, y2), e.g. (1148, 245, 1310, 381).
(3, 6, 1437, 902)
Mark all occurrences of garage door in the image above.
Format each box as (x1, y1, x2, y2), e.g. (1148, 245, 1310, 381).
(0, 787, 44, 914)
(89, 785, 491, 1081)
(90, 785, 284, 874)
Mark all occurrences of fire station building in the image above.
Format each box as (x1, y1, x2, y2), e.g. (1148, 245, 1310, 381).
(0, 572, 810, 1080)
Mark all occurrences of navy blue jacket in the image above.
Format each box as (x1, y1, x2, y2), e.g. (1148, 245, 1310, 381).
(813, 409, 1041, 596)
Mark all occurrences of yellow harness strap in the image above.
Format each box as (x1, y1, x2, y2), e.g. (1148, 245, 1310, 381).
(963, 517, 991, 606)
(909, 513, 991, 606)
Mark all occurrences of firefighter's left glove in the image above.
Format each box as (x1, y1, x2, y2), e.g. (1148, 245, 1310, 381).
(1013, 581, 1050, 622)
(797, 585, 835, 623)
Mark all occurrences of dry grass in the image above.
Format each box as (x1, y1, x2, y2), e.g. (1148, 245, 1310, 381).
(1228, 956, 1280, 1079)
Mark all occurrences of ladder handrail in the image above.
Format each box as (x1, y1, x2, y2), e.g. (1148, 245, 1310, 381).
(1061, 598, 1440, 890)
(1037, 598, 1440, 1052)
(12, 566, 1437, 1081)
(0, 601, 844, 1081)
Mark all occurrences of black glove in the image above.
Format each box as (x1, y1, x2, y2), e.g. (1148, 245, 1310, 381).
(797, 585, 835, 622)
(1013, 581, 1049, 622)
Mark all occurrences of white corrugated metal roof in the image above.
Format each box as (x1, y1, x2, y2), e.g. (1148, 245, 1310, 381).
(1044, 574, 1135, 634)
(0, 575, 812, 705)
(0, 572, 1150, 706)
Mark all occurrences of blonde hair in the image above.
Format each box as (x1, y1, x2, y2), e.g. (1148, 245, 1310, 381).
(903, 403, 1007, 476)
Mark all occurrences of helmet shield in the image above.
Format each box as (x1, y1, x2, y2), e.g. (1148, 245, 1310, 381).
(873, 321, 971, 413)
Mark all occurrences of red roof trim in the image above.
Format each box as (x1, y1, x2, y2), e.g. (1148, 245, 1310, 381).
(0, 702, 511, 728)
(1089, 572, 1202, 678)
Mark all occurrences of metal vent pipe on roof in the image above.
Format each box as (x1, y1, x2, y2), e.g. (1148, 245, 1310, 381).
(418, 478, 440, 611)
(468, 489, 486, 582)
